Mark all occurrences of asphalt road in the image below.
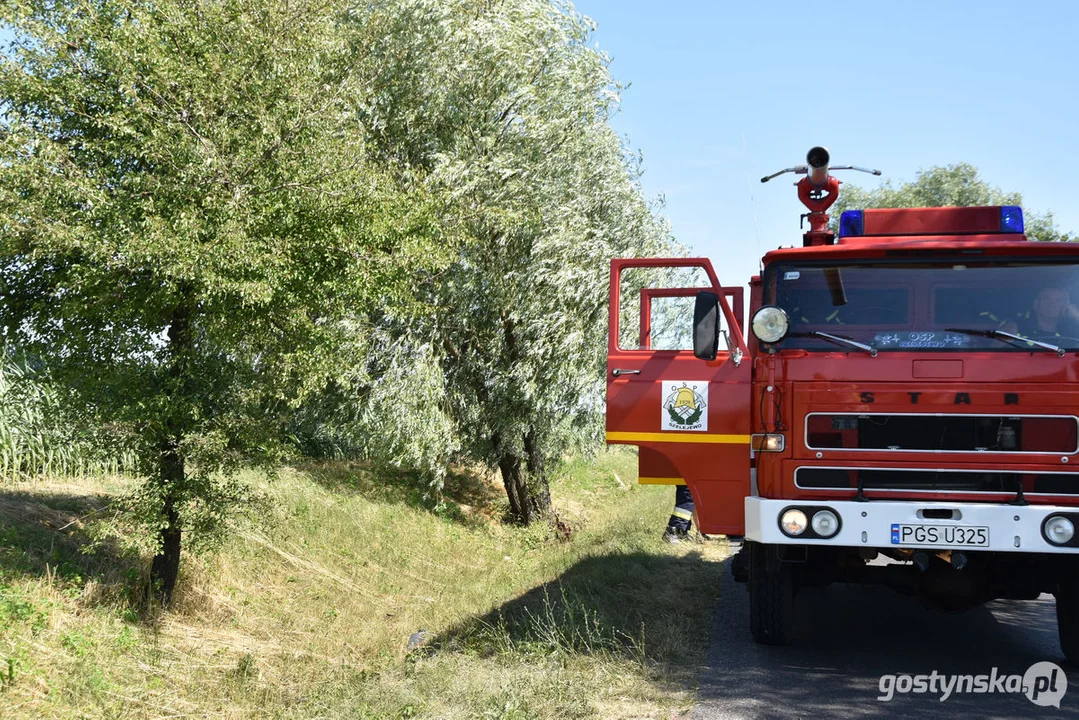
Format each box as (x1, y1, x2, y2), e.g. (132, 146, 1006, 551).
(694, 556, 1079, 719)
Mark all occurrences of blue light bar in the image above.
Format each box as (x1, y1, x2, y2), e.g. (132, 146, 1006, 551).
(839, 210, 864, 238)
(1000, 206, 1025, 233)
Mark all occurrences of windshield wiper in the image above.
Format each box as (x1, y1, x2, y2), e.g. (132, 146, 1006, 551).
(794, 331, 877, 357)
(946, 327, 1066, 357)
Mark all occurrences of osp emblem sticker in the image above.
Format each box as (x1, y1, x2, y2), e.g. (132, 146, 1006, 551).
(662, 381, 707, 431)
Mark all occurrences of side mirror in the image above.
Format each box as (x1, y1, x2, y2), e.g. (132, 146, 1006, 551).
(693, 291, 720, 360)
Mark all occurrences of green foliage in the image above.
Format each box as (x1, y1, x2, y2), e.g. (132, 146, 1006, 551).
(288, 332, 460, 490)
(0, 585, 48, 633)
(0, 0, 447, 585)
(338, 0, 680, 517)
(354, 337, 459, 485)
(833, 163, 1076, 242)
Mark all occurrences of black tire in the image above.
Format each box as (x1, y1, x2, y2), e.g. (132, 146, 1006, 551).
(1055, 575, 1079, 665)
(730, 544, 749, 583)
(748, 541, 796, 645)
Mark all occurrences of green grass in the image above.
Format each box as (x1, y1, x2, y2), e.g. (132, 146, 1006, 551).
(0, 449, 729, 718)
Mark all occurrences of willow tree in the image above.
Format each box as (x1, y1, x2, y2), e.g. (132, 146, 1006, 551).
(354, 0, 678, 523)
(0, 0, 443, 601)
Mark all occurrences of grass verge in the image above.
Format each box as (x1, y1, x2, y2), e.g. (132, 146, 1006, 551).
(0, 449, 729, 718)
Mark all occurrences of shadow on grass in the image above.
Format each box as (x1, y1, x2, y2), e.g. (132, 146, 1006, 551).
(0, 486, 142, 604)
(436, 549, 723, 670)
(293, 461, 504, 528)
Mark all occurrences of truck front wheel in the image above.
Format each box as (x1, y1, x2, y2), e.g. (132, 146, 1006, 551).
(748, 541, 796, 645)
(1055, 574, 1079, 664)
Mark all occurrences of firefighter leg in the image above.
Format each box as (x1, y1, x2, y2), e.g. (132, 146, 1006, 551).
(663, 484, 695, 542)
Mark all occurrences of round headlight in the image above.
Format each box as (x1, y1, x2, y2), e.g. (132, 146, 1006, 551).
(752, 306, 791, 343)
(1045, 516, 1075, 545)
(811, 509, 840, 538)
(780, 509, 808, 536)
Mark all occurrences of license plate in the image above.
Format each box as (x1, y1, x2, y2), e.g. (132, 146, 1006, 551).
(890, 523, 990, 547)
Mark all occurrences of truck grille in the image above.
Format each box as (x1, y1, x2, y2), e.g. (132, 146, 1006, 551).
(805, 413, 1078, 454)
(795, 467, 1079, 495)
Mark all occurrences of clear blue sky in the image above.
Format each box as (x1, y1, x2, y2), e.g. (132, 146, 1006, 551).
(575, 0, 1079, 288)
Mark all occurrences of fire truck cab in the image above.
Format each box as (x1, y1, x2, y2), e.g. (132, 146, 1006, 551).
(606, 150, 1079, 660)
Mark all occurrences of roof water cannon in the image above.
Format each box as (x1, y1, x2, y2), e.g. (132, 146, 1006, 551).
(761, 147, 882, 247)
(806, 145, 830, 186)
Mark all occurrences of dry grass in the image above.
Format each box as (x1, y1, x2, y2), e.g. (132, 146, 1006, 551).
(0, 450, 729, 718)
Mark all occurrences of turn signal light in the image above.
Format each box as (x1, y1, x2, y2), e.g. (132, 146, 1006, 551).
(752, 434, 786, 452)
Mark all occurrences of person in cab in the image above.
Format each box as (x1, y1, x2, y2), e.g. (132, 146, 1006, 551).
(1001, 287, 1079, 339)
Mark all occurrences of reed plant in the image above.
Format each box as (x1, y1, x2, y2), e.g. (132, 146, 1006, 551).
(0, 357, 136, 482)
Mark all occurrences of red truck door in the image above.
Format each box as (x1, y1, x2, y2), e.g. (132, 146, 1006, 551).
(606, 258, 752, 535)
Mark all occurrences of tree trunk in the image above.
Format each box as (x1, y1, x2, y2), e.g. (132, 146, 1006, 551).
(523, 426, 551, 516)
(495, 427, 551, 525)
(498, 451, 529, 523)
(150, 445, 183, 605)
(150, 293, 193, 606)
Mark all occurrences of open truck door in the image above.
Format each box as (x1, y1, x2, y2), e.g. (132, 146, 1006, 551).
(606, 258, 751, 535)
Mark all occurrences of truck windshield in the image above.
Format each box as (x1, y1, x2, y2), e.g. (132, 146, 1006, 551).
(766, 259, 1079, 352)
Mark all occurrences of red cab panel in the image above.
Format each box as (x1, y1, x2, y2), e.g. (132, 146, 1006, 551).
(606, 258, 752, 534)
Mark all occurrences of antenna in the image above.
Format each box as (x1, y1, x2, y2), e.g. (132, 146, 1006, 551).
(742, 132, 762, 274)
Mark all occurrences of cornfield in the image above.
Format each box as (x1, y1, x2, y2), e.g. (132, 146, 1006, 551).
(0, 358, 136, 482)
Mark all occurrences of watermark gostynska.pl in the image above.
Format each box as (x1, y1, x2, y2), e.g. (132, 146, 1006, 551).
(878, 661, 1067, 707)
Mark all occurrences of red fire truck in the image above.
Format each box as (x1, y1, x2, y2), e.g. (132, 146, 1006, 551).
(606, 147, 1079, 659)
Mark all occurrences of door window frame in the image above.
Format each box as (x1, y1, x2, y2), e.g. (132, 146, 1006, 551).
(609, 258, 748, 356)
